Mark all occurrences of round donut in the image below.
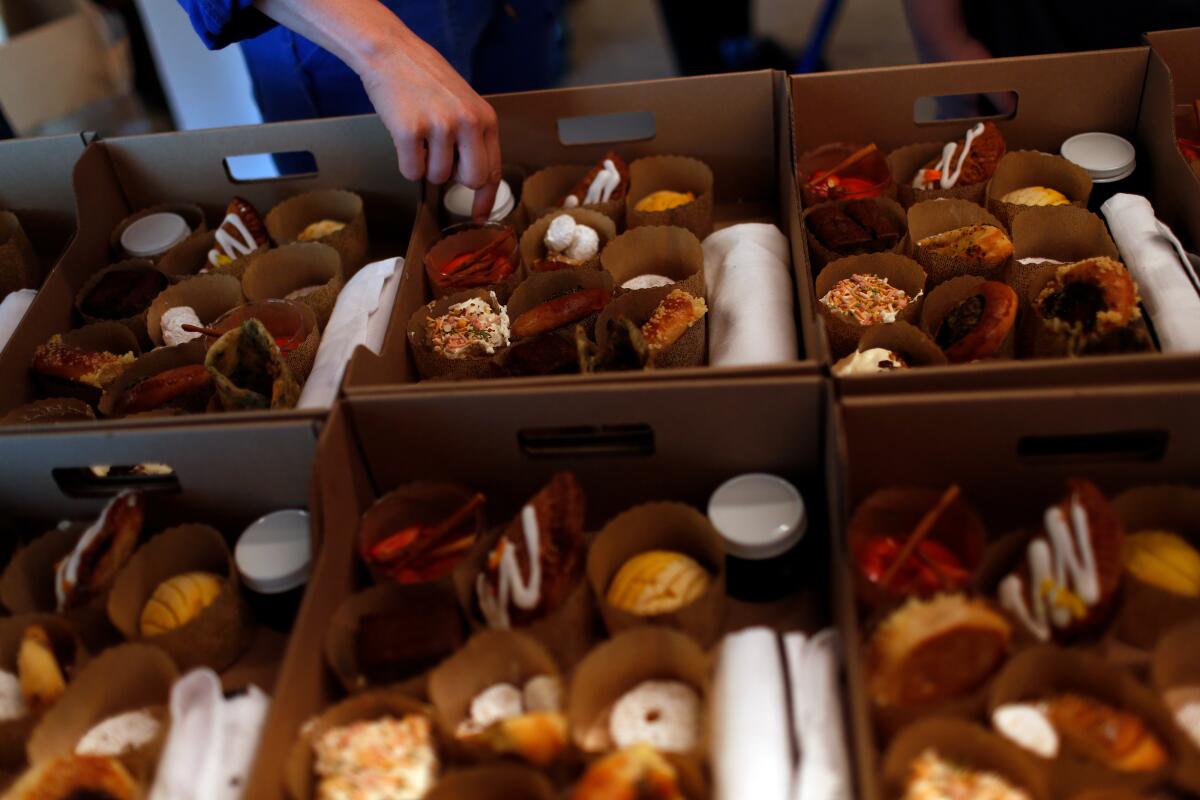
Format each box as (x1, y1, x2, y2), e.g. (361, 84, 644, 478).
(609, 679, 701, 753)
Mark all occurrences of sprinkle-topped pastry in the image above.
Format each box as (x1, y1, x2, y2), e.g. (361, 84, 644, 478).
(820, 274, 912, 326)
(314, 714, 438, 800)
(903, 748, 1031, 800)
(425, 294, 509, 359)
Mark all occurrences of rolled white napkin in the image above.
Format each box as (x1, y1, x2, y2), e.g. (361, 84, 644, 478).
(0, 289, 35, 354)
(702, 224, 797, 366)
(785, 629, 852, 800)
(1101, 193, 1200, 353)
(297, 257, 402, 409)
(712, 627, 792, 800)
(149, 669, 270, 800)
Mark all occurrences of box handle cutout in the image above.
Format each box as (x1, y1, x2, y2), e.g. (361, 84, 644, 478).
(223, 151, 318, 183)
(913, 92, 1019, 125)
(517, 424, 655, 459)
(1016, 430, 1168, 464)
(558, 112, 656, 146)
(52, 465, 181, 499)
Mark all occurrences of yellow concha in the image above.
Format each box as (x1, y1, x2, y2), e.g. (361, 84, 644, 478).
(634, 190, 696, 214)
(607, 550, 710, 616)
(139, 571, 223, 637)
(1124, 531, 1200, 598)
(1000, 186, 1071, 207)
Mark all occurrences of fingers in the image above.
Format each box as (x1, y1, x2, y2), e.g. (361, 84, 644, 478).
(472, 123, 503, 221)
(425, 121, 455, 186)
(393, 124, 427, 183)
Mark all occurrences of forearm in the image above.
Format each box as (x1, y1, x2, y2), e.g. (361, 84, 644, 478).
(253, 0, 418, 74)
(902, 0, 993, 62)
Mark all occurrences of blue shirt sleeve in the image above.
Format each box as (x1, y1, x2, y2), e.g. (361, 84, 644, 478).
(176, 0, 277, 49)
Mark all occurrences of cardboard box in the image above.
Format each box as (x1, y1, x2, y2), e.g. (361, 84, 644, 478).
(0, 115, 419, 527)
(789, 47, 1200, 393)
(1143, 28, 1200, 250)
(246, 378, 828, 798)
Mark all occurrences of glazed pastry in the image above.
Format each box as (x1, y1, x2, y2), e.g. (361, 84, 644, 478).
(1034, 257, 1150, 355)
(833, 347, 908, 376)
(998, 479, 1124, 642)
(424, 294, 510, 359)
(572, 744, 684, 800)
(538, 214, 601, 271)
(916, 225, 1013, 270)
(867, 593, 1011, 707)
(139, 571, 223, 636)
(160, 306, 203, 347)
(1043, 693, 1168, 772)
(207, 197, 269, 269)
(0, 670, 26, 721)
(992, 703, 1060, 759)
(635, 191, 695, 213)
(1164, 685, 1200, 750)
(430, 227, 517, 290)
(297, 219, 346, 242)
(359, 493, 483, 584)
(933, 281, 1018, 362)
(622, 274, 674, 291)
(641, 290, 707, 353)
(606, 550, 710, 615)
(80, 269, 169, 320)
(1000, 186, 1071, 207)
(112, 364, 213, 416)
(31, 337, 135, 389)
(807, 200, 901, 255)
(911, 121, 1006, 190)
(1124, 531, 1200, 597)
(564, 152, 629, 208)
(903, 748, 1031, 800)
(456, 676, 568, 765)
(18, 625, 65, 714)
(356, 603, 465, 686)
(609, 680, 701, 753)
(6, 755, 139, 800)
(75, 708, 161, 757)
(820, 274, 913, 326)
(205, 318, 300, 411)
(55, 490, 145, 611)
(314, 714, 438, 800)
(511, 289, 611, 340)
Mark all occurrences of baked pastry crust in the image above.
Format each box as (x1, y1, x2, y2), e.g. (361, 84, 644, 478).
(572, 745, 685, 800)
(1034, 257, 1149, 355)
(917, 225, 1013, 269)
(1044, 693, 1168, 772)
(641, 290, 707, 353)
(6, 755, 139, 800)
(934, 281, 1018, 362)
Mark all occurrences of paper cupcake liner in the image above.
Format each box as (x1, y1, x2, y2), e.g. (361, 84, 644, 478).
(146, 273, 243, 347)
(110, 203, 206, 261)
(32, 322, 142, 408)
(425, 225, 522, 303)
(521, 165, 625, 230)
(815, 254, 927, 358)
(407, 289, 508, 381)
(107, 524, 254, 672)
(626, 156, 715, 239)
(888, 142, 991, 208)
(520, 207, 616, 274)
(1151, 619, 1200, 794)
(853, 322, 948, 369)
(1008, 207, 1119, 307)
(594, 284, 706, 369)
(600, 224, 705, 299)
(588, 502, 725, 646)
(0, 398, 97, 426)
(1020, 264, 1153, 360)
(507, 267, 616, 344)
(158, 228, 265, 282)
(0, 210, 39, 297)
(919, 275, 1016, 361)
(802, 196, 910, 271)
(75, 259, 174, 348)
(242, 242, 344, 331)
(265, 190, 368, 276)
(98, 339, 210, 418)
(427, 764, 557, 800)
(987, 151, 1093, 231)
(909, 199, 1011, 286)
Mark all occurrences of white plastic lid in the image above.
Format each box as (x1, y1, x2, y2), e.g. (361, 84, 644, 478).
(235, 509, 311, 594)
(1061, 133, 1136, 180)
(120, 212, 190, 258)
(707, 473, 806, 560)
(443, 180, 514, 223)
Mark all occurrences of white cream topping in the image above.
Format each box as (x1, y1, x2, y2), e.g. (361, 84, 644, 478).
(468, 683, 523, 730)
(621, 274, 675, 291)
(1017, 257, 1064, 266)
(76, 709, 161, 756)
(55, 490, 139, 610)
(566, 159, 621, 207)
(543, 214, 600, 262)
(833, 347, 907, 377)
(992, 703, 1059, 759)
(160, 305, 203, 347)
(523, 675, 563, 712)
(913, 123, 986, 190)
(208, 213, 258, 267)
(476, 505, 543, 630)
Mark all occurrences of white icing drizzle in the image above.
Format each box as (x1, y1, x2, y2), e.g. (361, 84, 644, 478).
(55, 490, 138, 610)
(566, 159, 621, 207)
(207, 213, 258, 267)
(913, 122, 986, 189)
(998, 494, 1099, 641)
(476, 505, 543, 629)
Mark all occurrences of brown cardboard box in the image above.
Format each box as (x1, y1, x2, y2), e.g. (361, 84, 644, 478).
(790, 48, 1200, 393)
(0, 116, 419, 525)
(1142, 28, 1200, 251)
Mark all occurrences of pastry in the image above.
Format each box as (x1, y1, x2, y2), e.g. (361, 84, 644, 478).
(998, 480, 1124, 642)
(359, 493, 484, 584)
(903, 748, 1031, 800)
(606, 550, 710, 615)
(1164, 685, 1200, 750)
(160, 306, 203, 347)
(0, 670, 26, 721)
(992, 703, 1060, 759)
(1000, 186, 1071, 207)
(112, 364, 213, 416)
(634, 191, 695, 213)
(1124, 531, 1200, 597)
(609, 680, 701, 753)
(31, 337, 135, 390)
(139, 571, 223, 636)
(476, 472, 586, 629)
(911, 121, 1006, 190)
(80, 269, 169, 320)
(1034, 257, 1150, 355)
(75, 708, 162, 757)
(933, 281, 1018, 362)
(578, 318, 651, 374)
(499, 333, 580, 377)
(807, 200, 902, 255)
(1, 398, 97, 425)
(572, 744, 684, 800)
(511, 288, 611, 340)
(455, 676, 568, 765)
(833, 347, 908, 376)
(207, 197, 269, 269)
(424, 294, 510, 359)
(867, 593, 1011, 707)
(356, 602, 465, 686)
(641, 290, 707, 353)
(537, 214, 601, 271)
(314, 714, 438, 800)
(205, 318, 301, 411)
(621, 274, 674, 291)
(430, 227, 517, 290)
(5, 755, 139, 800)
(916, 225, 1014, 270)
(18, 625, 66, 714)
(1043, 693, 1168, 772)
(564, 152, 629, 208)
(297, 219, 346, 242)
(55, 490, 145, 611)
(820, 274, 914, 327)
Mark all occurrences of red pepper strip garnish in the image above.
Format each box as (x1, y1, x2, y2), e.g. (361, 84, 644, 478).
(438, 230, 514, 278)
(879, 484, 962, 590)
(365, 492, 486, 575)
(805, 143, 879, 187)
(364, 524, 422, 564)
(860, 536, 968, 595)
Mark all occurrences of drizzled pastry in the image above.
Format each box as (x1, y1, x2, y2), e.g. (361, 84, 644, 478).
(564, 152, 629, 208)
(1124, 531, 1200, 597)
(572, 745, 685, 800)
(1034, 257, 1151, 355)
(911, 121, 1006, 190)
(31, 337, 134, 389)
(916, 225, 1013, 270)
(425, 294, 510, 359)
(635, 191, 695, 213)
(55, 490, 145, 611)
(314, 714, 438, 800)
(538, 214, 601, 271)
(641, 290, 707, 353)
(834, 347, 908, 376)
(206, 197, 269, 269)
(18, 625, 66, 713)
(820, 274, 913, 326)
(903, 749, 1031, 800)
(455, 676, 568, 765)
(1001, 186, 1071, 207)
(1043, 694, 1168, 772)
(607, 551, 710, 615)
(933, 281, 1018, 362)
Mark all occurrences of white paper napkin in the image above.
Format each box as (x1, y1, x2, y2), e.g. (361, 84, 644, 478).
(1101, 194, 1200, 353)
(711, 627, 792, 800)
(0, 289, 35, 354)
(784, 629, 852, 800)
(297, 257, 403, 409)
(702, 224, 798, 366)
(149, 669, 270, 800)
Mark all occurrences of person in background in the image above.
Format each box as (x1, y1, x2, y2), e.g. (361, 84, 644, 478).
(178, 0, 565, 220)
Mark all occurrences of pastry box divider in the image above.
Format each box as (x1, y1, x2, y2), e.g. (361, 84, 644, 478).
(1142, 27, 1200, 252)
(831, 380, 1200, 800)
(788, 46, 1200, 394)
(246, 376, 830, 799)
(0, 115, 422, 523)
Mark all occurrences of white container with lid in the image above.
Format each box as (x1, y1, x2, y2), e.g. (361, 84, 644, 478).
(235, 508, 311, 594)
(1061, 132, 1137, 183)
(707, 473, 806, 560)
(443, 180, 515, 224)
(120, 212, 191, 258)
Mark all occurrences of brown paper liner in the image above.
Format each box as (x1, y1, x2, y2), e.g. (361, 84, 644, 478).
(242, 242, 344, 331)
(600, 224, 705, 299)
(1020, 264, 1154, 360)
(881, 717, 1052, 800)
(425, 225, 522, 303)
(158, 228, 263, 282)
(587, 503, 725, 647)
(987, 151, 1093, 231)
(853, 322, 948, 369)
(594, 283, 706, 369)
(507, 267, 616, 342)
(75, 260, 172, 348)
(426, 764, 557, 800)
(909, 199, 1012, 286)
(919, 275, 1017, 361)
(815, 254, 927, 358)
(989, 645, 1184, 797)
(26, 643, 176, 785)
(31, 322, 141, 408)
(283, 688, 435, 800)
(98, 339, 210, 418)
(265, 190, 368, 276)
(520, 208, 616, 273)
(107, 523, 254, 672)
(521, 165, 625, 230)
(146, 273, 243, 347)
(110, 203, 205, 261)
(802, 196, 910, 271)
(1066, 791, 1153, 800)
(626, 156, 715, 239)
(407, 289, 508, 381)
(0, 210, 39, 296)
(1009, 206, 1120, 307)
(888, 142, 991, 208)
(797, 142, 898, 208)
(1151, 618, 1200, 794)
(0, 398, 97, 426)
